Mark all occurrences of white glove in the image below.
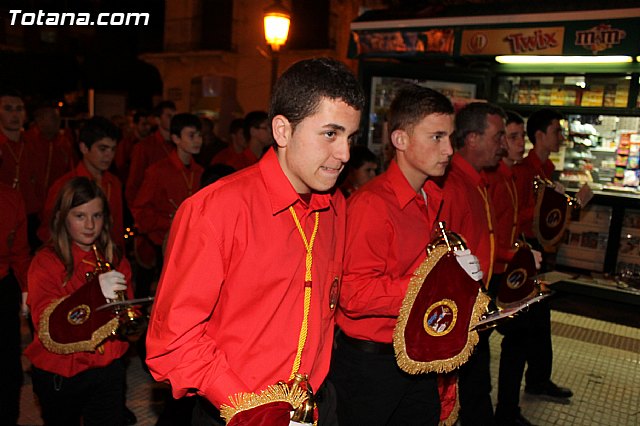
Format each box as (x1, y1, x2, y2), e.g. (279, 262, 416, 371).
(98, 270, 127, 300)
(531, 249, 542, 270)
(554, 182, 565, 194)
(455, 249, 483, 281)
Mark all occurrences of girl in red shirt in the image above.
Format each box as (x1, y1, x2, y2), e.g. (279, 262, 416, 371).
(25, 176, 133, 426)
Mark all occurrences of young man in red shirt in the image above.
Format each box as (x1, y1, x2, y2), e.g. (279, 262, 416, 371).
(125, 101, 176, 207)
(39, 116, 124, 249)
(209, 118, 248, 171)
(0, 90, 43, 251)
(331, 85, 482, 426)
(131, 113, 204, 297)
(146, 58, 365, 425)
(511, 108, 573, 406)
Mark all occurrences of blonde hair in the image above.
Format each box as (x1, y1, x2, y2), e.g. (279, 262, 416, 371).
(50, 177, 117, 280)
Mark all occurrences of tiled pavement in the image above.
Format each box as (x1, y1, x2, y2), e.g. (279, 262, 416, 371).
(18, 310, 640, 426)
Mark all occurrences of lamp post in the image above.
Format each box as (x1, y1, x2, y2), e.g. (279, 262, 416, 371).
(263, 0, 291, 93)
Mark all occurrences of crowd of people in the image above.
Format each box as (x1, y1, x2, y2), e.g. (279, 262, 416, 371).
(0, 56, 572, 426)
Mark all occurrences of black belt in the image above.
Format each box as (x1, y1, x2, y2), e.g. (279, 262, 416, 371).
(340, 332, 394, 355)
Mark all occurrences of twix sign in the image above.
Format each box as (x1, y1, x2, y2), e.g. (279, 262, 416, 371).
(461, 27, 564, 55)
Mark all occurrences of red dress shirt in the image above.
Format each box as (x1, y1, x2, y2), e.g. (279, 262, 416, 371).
(336, 160, 443, 343)
(38, 162, 125, 249)
(24, 244, 132, 377)
(0, 132, 43, 214)
(486, 161, 518, 274)
(23, 126, 74, 193)
(132, 151, 203, 246)
(512, 150, 555, 239)
(210, 146, 253, 171)
(440, 154, 498, 286)
(146, 149, 346, 408)
(0, 183, 31, 291)
(126, 130, 175, 206)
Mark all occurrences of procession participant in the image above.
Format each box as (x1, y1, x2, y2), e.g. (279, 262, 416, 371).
(440, 102, 508, 426)
(131, 113, 204, 297)
(488, 111, 539, 426)
(38, 116, 124, 250)
(145, 57, 365, 426)
(25, 177, 133, 425)
(114, 110, 152, 184)
(0, 181, 31, 426)
(512, 108, 573, 404)
(241, 110, 271, 164)
(0, 89, 43, 251)
(23, 104, 75, 193)
(209, 118, 249, 170)
(125, 100, 176, 206)
(331, 84, 482, 426)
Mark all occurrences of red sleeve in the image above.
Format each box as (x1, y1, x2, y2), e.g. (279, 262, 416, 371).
(339, 192, 410, 318)
(126, 143, 146, 207)
(131, 167, 172, 245)
(145, 198, 248, 407)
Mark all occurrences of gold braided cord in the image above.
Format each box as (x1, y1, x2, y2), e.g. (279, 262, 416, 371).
(504, 176, 519, 246)
(476, 186, 495, 287)
(288, 206, 319, 380)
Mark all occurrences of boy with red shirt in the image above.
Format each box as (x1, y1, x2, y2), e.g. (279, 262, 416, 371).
(146, 58, 365, 425)
(131, 113, 203, 297)
(331, 85, 482, 426)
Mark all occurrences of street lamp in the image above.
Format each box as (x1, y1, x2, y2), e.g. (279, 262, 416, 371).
(264, 0, 290, 92)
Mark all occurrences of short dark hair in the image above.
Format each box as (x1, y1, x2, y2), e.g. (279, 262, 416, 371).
(526, 108, 564, 145)
(79, 116, 120, 148)
(388, 84, 454, 138)
(269, 57, 365, 132)
(170, 113, 202, 137)
(505, 110, 524, 126)
(153, 100, 176, 117)
(243, 111, 268, 140)
(229, 118, 244, 135)
(0, 88, 23, 99)
(453, 102, 506, 150)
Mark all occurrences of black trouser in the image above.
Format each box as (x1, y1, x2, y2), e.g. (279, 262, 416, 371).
(32, 359, 125, 426)
(458, 274, 503, 426)
(330, 330, 440, 426)
(0, 273, 22, 426)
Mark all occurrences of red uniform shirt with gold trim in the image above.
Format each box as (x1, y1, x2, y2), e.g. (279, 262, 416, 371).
(0, 183, 31, 291)
(486, 160, 518, 274)
(146, 148, 346, 408)
(440, 153, 498, 285)
(125, 130, 175, 207)
(24, 244, 133, 377)
(336, 160, 443, 343)
(38, 162, 125, 249)
(132, 150, 204, 246)
(512, 149, 555, 239)
(0, 132, 43, 214)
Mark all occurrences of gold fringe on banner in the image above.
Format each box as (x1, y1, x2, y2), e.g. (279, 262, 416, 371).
(220, 382, 309, 424)
(394, 244, 491, 375)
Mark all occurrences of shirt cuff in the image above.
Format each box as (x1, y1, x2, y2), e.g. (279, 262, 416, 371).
(202, 369, 251, 409)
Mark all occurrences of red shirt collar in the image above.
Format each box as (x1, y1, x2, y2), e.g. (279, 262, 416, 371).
(386, 160, 435, 210)
(451, 153, 487, 188)
(258, 148, 335, 215)
(168, 149, 195, 171)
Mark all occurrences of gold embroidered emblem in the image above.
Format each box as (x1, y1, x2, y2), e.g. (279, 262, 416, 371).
(423, 299, 458, 337)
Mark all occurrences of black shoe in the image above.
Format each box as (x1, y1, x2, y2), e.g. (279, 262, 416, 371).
(525, 381, 573, 401)
(124, 406, 137, 425)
